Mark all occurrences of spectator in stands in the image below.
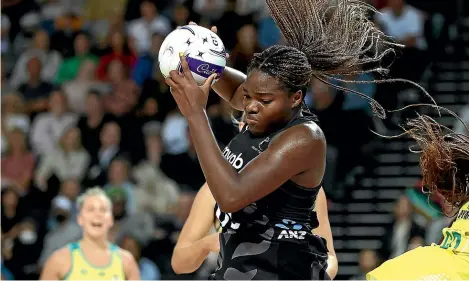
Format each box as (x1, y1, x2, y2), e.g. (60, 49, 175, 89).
(376, 0, 427, 52)
(350, 249, 378, 280)
(10, 29, 62, 89)
(11, 12, 42, 62)
(192, 0, 226, 22)
(1, 92, 30, 140)
(106, 187, 155, 245)
(453, 104, 469, 136)
(120, 235, 161, 280)
(56, 179, 81, 217)
(374, 0, 428, 120)
(407, 236, 425, 251)
(127, 0, 170, 54)
(309, 78, 343, 196)
(77, 90, 115, 155)
(4, 217, 42, 279)
(133, 122, 180, 214)
(1, 188, 25, 242)
(161, 124, 205, 192)
(170, 3, 192, 30)
(34, 127, 90, 190)
(380, 195, 425, 260)
(17, 57, 53, 115)
(104, 157, 137, 214)
(39, 0, 67, 33)
(62, 58, 102, 113)
(132, 32, 164, 87)
(425, 202, 458, 245)
(55, 32, 99, 84)
(1, 15, 11, 60)
(97, 30, 136, 81)
(229, 24, 261, 72)
(49, 12, 84, 58)
(103, 60, 139, 117)
(84, 121, 122, 187)
(38, 195, 82, 269)
(1, 128, 35, 195)
(1, 68, 14, 97)
(207, 100, 239, 147)
(30, 90, 78, 156)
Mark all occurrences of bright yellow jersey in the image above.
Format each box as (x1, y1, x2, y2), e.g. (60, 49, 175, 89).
(64, 242, 126, 280)
(367, 201, 469, 280)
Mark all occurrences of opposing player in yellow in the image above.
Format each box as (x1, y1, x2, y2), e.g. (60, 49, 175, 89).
(367, 115, 469, 280)
(40, 187, 140, 280)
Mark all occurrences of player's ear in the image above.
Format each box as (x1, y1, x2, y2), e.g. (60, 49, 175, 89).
(290, 90, 302, 109)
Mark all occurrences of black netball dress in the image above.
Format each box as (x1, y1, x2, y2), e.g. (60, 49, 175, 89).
(211, 111, 330, 280)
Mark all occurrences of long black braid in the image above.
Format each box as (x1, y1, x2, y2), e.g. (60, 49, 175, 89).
(248, 0, 407, 119)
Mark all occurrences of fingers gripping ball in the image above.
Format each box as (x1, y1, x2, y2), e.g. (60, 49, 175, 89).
(158, 25, 227, 85)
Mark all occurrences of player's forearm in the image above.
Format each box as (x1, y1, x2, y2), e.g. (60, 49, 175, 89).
(326, 254, 338, 279)
(212, 66, 246, 111)
(186, 112, 241, 212)
(172, 240, 211, 274)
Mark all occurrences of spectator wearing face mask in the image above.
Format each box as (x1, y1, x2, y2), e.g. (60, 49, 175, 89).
(37, 195, 82, 270)
(4, 218, 42, 279)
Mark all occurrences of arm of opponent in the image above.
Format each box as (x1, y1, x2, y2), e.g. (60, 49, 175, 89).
(188, 109, 326, 213)
(313, 188, 338, 279)
(172, 183, 219, 274)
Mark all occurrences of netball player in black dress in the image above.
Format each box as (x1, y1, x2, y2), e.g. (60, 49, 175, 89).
(166, 0, 396, 279)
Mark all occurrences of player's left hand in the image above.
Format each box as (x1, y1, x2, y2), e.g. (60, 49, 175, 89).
(165, 53, 217, 118)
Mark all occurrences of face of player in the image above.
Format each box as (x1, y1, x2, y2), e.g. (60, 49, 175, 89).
(243, 70, 302, 135)
(78, 195, 113, 239)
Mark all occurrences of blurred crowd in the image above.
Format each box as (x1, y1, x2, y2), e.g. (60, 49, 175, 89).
(1, 0, 468, 279)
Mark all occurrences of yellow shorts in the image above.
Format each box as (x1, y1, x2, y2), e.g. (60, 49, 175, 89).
(367, 246, 469, 280)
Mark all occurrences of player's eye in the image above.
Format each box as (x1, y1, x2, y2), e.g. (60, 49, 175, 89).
(261, 100, 272, 105)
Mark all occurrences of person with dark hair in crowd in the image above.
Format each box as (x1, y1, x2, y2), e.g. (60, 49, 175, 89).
(368, 115, 469, 280)
(165, 0, 398, 278)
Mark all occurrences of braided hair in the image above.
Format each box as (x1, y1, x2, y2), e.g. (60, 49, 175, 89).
(248, 0, 401, 118)
(405, 115, 469, 208)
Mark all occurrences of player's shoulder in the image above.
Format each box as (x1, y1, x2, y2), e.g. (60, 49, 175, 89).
(280, 120, 325, 145)
(117, 247, 137, 264)
(52, 245, 73, 259)
(46, 245, 73, 269)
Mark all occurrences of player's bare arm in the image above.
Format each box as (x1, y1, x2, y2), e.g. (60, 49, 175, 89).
(212, 67, 246, 111)
(120, 249, 140, 280)
(187, 115, 326, 212)
(172, 183, 219, 274)
(40, 247, 71, 280)
(314, 188, 338, 279)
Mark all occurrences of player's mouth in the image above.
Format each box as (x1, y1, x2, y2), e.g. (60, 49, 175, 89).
(91, 222, 103, 228)
(245, 114, 258, 125)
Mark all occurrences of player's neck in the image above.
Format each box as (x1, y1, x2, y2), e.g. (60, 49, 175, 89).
(81, 236, 109, 250)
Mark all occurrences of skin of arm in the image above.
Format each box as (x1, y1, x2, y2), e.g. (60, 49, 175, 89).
(171, 183, 219, 274)
(313, 188, 338, 279)
(40, 247, 70, 280)
(211, 67, 246, 111)
(121, 249, 141, 280)
(187, 112, 326, 213)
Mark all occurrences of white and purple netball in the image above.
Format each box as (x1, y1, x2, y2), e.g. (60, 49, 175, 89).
(158, 25, 227, 85)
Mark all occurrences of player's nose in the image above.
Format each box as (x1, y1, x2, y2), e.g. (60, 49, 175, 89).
(245, 101, 259, 114)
